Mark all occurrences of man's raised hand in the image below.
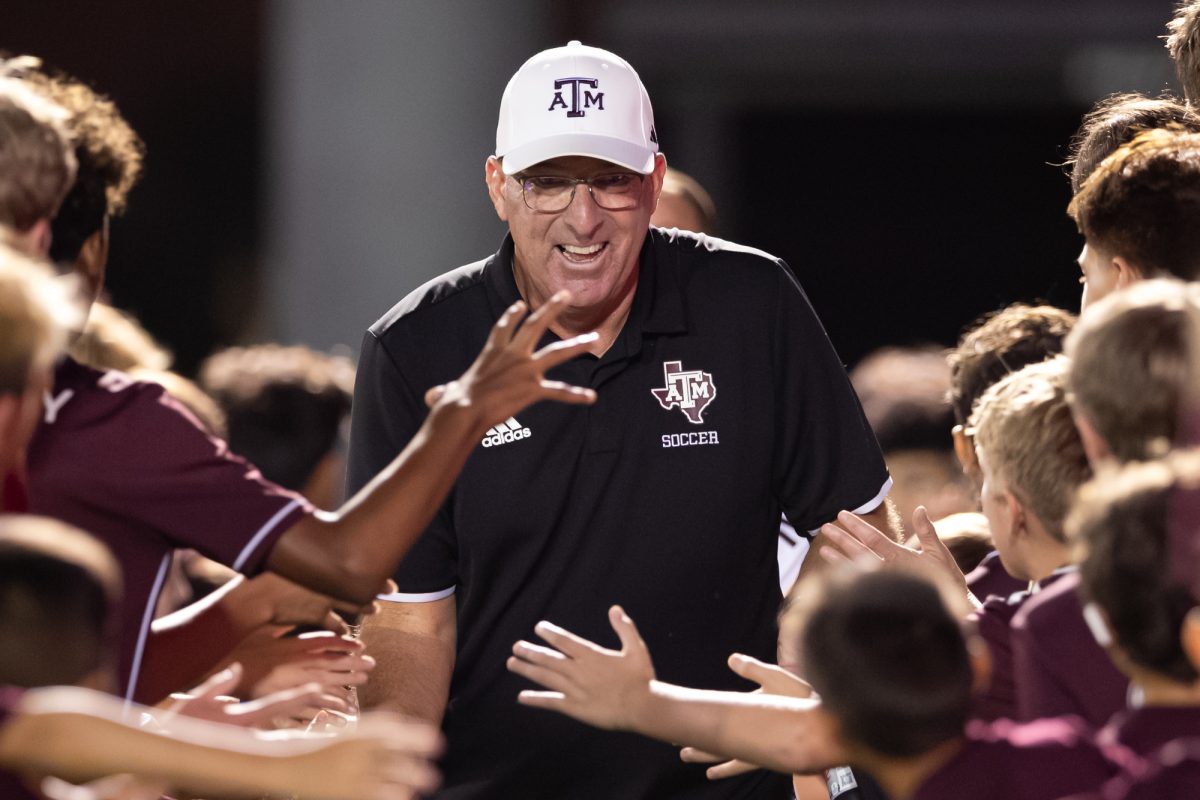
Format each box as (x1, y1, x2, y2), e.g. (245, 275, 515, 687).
(507, 605, 654, 732)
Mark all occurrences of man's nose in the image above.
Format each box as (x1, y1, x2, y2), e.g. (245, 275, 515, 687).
(562, 183, 604, 234)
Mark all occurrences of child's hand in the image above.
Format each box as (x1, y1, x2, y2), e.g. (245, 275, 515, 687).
(425, 291, 598, 429)
(507, 605, 654, 731)
(679, 654, 813, 780)
(289, 713, 443, 800)
(818, 506, 968, 596)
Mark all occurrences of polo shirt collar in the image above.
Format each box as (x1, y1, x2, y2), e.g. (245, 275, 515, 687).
(481, 229, 688, 338)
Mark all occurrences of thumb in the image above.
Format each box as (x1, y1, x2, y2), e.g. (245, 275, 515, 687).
(911, 506, 944, 553)
(726, 653, 773, 687)
(608, 605, 646, 654)
(192, 662, 243, 699)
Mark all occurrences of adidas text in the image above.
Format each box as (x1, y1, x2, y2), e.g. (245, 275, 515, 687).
(482, 418, 532, 448)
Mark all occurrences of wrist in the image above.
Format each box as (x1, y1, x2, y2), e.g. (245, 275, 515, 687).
(222, 576, 273, 631)
(426, 395, 490, 442)
(625, 679, 663, 732)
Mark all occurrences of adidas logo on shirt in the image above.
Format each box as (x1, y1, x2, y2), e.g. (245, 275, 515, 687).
(481, 417, 532, 448)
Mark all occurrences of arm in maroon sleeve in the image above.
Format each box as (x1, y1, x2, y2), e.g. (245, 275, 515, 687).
(266, 294, 597, 605)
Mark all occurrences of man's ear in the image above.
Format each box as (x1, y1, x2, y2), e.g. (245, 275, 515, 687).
(1111, 255, 1144, 288)
(1004, 491, 1027, 540)
(1072, 410, 1112, 468)
(485, 156, 509, 222)
(952, 425, 979, 479)
(646, 153, 668, 216)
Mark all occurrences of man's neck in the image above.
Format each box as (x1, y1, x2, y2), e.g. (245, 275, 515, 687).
(511, 264, 639, 357)
(859, 738, 965, 800)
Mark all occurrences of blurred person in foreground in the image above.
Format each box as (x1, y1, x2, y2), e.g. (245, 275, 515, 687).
(0, 244, 75, 487)
(0, 515, 442, 800)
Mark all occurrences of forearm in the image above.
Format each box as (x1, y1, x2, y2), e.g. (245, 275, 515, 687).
(0, 690, 309, 795)
(630, 683, 843, 775)
(139, 577, 265, 703)
(359, 600, 455, 723)
(268, 403, 484, 604)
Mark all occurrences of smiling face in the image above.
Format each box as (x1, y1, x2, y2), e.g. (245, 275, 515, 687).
(486, 154, 665, 323)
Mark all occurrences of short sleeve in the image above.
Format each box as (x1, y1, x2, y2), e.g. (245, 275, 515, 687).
(85, 381, 311, 574)
(347, 330, 458, 597)
(770, 264, 890, 532)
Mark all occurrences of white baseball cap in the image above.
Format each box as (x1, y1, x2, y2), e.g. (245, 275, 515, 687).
(495, 41, 658, 175)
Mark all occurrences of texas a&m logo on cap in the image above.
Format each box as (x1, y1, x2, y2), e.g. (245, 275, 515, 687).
(652, 361, 717, 424)
(549, 77, 604, 117)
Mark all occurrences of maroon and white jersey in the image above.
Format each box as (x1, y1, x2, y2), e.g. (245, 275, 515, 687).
(25, 359, 312, 702)
(912, 717, 1134, 800)
(966, 549, 1025, 601)
(969, 568, 1071, 722)
(1010, 572, 1129, 726)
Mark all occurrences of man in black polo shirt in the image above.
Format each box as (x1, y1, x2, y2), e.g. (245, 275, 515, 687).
(349, 41, 893, 799)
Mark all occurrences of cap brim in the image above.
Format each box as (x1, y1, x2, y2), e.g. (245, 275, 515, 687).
(500, 133, 656, 174)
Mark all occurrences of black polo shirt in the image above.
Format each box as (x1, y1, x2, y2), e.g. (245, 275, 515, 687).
(348, 228, 889, 799)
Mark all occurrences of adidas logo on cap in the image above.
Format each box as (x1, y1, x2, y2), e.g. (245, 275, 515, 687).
(481, 417, 532, 448)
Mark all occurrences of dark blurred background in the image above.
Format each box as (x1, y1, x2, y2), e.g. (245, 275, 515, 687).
(2, 0, 1179, 372)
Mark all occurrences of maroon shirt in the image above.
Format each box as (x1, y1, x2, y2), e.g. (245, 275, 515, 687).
(913, 717, 1132, 800)
(1085, 740, 1200, 800)
(1098, 706, 1200, 756)
(25, 359, 311, 702)
(0, 686, 39, 800)
(1011, 572, 1129, 727)
(966, 549, 1025, 601)
(970, 569, 1069, 722)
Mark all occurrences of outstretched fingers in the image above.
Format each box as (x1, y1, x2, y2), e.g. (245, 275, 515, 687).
(485, 300, 529, 353)
(538, 380, 598, 405)
(910, 505, 944, 554)
(533, 620, 602, 659)
(512, 291, 571, 351)
(517, 689, 568, 711)
(818, 522, 880, 562)
(608, 605, 646, 655)
(835, 510, 897, 553)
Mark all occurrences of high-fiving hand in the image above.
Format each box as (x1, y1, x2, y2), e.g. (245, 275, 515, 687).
(426, 291, 598, 429)
(507, 605, 654, 732)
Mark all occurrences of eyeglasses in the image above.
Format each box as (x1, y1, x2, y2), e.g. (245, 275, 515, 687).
(512, 172, 644, 213)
